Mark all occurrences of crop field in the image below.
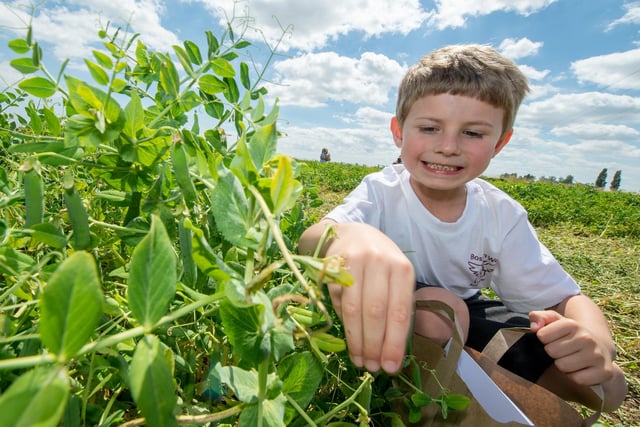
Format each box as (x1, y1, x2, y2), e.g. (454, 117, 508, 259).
(1, 16, 638, 426)
(299, 160, 640, 427)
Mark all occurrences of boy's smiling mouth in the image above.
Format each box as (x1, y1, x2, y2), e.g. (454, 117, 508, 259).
(424, 162, 462, 172)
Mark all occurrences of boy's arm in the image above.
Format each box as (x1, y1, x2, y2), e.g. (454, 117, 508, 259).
(299, 220, 415, 374)
(530, 294, 627, 410)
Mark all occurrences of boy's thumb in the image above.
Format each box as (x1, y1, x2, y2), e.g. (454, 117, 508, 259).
(529, 310, 562, 332)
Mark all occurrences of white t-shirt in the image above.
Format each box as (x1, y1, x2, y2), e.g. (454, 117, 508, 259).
(325, 164, 580, 313)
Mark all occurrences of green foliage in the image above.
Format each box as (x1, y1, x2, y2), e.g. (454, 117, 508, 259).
(0, 15, 451, 427)
(486, 179, 640, 238)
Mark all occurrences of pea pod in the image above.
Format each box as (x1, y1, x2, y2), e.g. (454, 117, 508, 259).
(288, 306, 322, 328)
(63, 176, 91, 250)
(178, 218, 197, 287)
(310, 332, 346, 353)
(23, 168, 43, 227)
(171, 141, 197, 209)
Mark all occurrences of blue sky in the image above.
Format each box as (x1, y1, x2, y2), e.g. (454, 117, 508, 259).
(1, 0, 639, 191)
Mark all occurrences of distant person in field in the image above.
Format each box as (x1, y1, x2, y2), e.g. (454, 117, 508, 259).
(299, 44, 627, 412)
(320, 148, 331, 163)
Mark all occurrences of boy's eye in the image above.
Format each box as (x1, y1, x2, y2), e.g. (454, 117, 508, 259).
(463, 130, 483, 138)
(420, 126, 438, 133)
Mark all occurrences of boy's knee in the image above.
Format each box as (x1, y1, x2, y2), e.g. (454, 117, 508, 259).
(414, 287, 470, 345)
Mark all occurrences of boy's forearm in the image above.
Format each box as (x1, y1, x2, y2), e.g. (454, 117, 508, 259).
(552, 293, 616, 358)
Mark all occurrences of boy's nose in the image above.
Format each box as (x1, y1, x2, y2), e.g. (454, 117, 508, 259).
(436, 133, 461, 155)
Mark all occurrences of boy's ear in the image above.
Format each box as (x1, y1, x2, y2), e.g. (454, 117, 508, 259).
(390, 116, 403, 148)
(493, 129, 513, 157)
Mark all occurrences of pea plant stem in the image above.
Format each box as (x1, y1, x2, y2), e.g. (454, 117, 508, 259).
(0, 293, 224, 371)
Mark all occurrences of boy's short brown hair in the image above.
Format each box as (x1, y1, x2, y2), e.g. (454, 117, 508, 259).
(395, 44, 530, 138)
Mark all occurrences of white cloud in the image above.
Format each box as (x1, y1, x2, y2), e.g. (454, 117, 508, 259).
(426, 0, 558, 30)
(192, 0, 429, 52)
(278, 106, 397, 165)
(486, 127, 640, 188)
(519, 92, 640, 126)
(266, 52, 405, 107)
(518, 64, 550, 82)
(499, 37, 543, 59)
(551, 123, 640, 140)
(571, 48, 640, 90)
(606, 1, 640, 31)
(0, 1, 179, 62)
(0, 61, 23, 87)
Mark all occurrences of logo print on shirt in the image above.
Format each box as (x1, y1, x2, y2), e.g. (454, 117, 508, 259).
(468, 253, 497, 287)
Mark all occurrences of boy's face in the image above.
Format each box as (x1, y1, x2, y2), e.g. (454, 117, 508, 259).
(391, 93, 511, 197)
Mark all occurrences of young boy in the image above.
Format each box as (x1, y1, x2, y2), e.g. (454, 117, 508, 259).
(299, 44, 627, 411)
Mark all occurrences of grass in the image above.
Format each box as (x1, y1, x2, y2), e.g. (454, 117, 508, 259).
(300, 161, 640, 427)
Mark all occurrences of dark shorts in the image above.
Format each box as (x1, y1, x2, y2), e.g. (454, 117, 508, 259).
(416, 283, 553, 383)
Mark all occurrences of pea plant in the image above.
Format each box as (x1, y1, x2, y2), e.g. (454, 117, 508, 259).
(0, 15, 466, 427)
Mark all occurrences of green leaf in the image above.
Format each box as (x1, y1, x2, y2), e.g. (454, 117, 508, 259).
(158, 53, 180, 97)
(92, 49, 113, 69)
(442, 393, 470, 410)
(18, 77, 56, 98)
(215, 363, 259, 403)
(271, 155, 302, 216)
(198, 74, 226, 95)
(278, 352, 323, 424)
(40, 251, 103, 360)
(123, 90, 144, 138)
(0, 366, 70, 427)
(240, 62, 250, 90)
(42, 106, 62, 136)
(230, 134, 259, 184)
(239, 396, 287, 427)
(210, 57, 236, 78)
(84, 59, 109, 85)
(128, 215, 177, 329)
(173, 45, 195, 78)
(184, 40, 202, 65)
(249, 122, 278, 171)
(0, 246, 35, 276)
(411, 392, 432, 408)
(30, 223, 67, 248)
(129, 335, 178, 427)
(210, 168, 256, 248)
(219, 300, 266, 365)
(10, 57, 39, 74)
(8, 38, 30, 54)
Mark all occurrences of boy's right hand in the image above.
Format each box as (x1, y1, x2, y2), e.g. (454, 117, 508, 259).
(300, 221, 415, 374)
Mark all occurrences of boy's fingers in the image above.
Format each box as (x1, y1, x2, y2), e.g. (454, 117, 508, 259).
(381, 267, 414, 374)
(360, 259, 389, 372)
(529, 309, 563, 332)
(337, 266, 365, 368)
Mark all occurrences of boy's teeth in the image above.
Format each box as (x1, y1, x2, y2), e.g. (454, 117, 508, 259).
(428, 163, 458, 171)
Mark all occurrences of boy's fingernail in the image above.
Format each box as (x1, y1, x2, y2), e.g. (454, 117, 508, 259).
(351, 355, 363, 367)
(382, 360, 399, 373)
(365, 360, 380, 372)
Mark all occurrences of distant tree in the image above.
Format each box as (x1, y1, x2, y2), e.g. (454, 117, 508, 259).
(560, 175, 574, 185)
(500, 172, 518, 180)
(523, 174, 536, 181)
(595, 168, 608, 189)
(610, 170, 622, 191)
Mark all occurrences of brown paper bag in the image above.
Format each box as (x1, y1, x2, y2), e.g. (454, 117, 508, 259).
(468, 328, 603, 427)
(397, 300, 601, 427)
(398, 300, 531, 426)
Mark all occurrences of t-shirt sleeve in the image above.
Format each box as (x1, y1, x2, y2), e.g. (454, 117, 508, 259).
(491, 214, 580, 313)
(324, 176, 381, 226)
